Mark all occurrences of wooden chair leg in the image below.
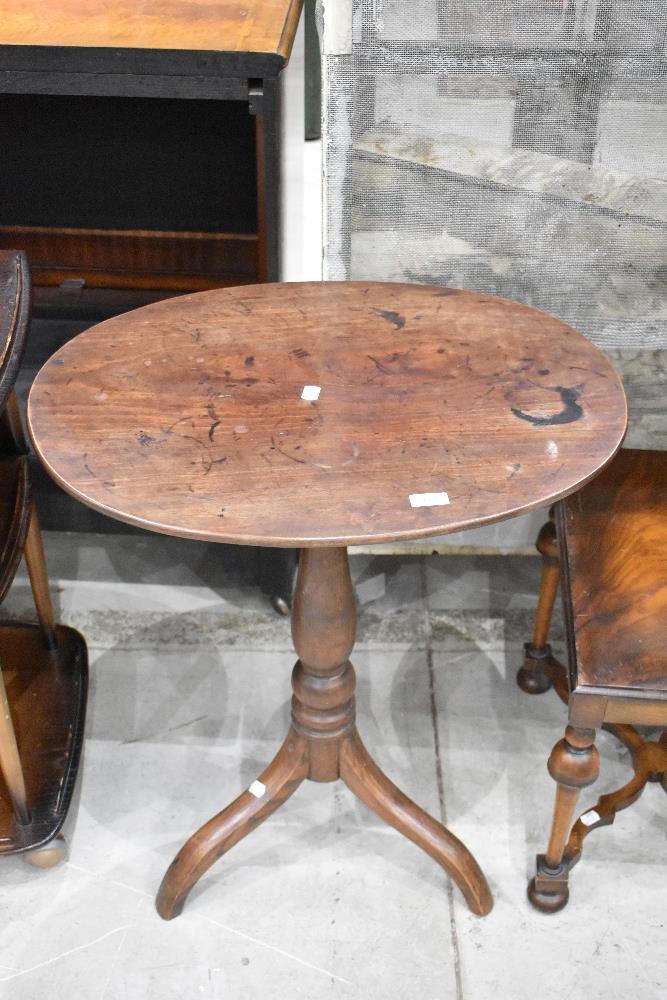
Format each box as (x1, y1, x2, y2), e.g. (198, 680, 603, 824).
(528, 725, 599, 912)
(561, 725, 667, 858)
(517, 511, 559, 694)
(23, 501, 57, 649)
(0, 661, 30, 825)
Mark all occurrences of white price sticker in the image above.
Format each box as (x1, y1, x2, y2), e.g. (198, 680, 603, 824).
(248, 780, 266, 799)
(409, 492, 450, 508)
(301, 385, 321, 401)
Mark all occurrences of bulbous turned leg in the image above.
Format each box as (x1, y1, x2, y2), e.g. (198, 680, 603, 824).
(517, 513, 559, 695)
(156, 728, 309, 920)
(528, 726, 599, 913)
(340, 731, 493, 916)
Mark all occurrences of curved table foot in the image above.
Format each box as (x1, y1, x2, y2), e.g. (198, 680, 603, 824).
(340, 731, 493, 916)
(156, 728, 309, 920)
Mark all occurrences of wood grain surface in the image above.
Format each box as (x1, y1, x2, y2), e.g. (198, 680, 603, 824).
(27, 281, 628, 547)
(0, 0, 302, 59)
(559, 448, 667, 695)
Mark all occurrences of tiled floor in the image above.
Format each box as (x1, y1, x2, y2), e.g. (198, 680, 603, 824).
(0, 537, 664, 999)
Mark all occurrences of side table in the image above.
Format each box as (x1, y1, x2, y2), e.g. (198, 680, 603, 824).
(27, 281, 627, 919)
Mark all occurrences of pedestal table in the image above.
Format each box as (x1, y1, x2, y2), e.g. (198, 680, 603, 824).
(27, 281, 627, 919)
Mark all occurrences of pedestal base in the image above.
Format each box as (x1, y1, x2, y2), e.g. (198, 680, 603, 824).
(156, 547, 493, 921)
(156, 724, 493, 920)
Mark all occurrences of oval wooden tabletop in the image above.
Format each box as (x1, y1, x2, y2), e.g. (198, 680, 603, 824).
(27, 282, 627, 547)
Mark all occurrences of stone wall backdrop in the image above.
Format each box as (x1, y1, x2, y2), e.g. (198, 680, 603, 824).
(322, 0, 667, 553)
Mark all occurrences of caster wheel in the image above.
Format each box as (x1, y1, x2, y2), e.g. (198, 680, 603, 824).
(23, 835, 68, 869)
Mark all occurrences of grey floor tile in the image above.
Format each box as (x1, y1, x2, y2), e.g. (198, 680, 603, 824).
(425, 553, 546, 612)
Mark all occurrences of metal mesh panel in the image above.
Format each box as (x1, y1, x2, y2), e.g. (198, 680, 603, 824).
(324, 1, 667, 463)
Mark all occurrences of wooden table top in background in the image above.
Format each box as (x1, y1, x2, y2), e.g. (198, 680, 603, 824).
(27, 281, 627, 547)
(0, 0, 302, 72)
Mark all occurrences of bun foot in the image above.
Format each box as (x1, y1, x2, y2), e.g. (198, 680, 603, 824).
(527, 853, 573, 913)
(23, 835, 68, 869)
(517, 643, 554, 694)
(527, 875, 569, 913)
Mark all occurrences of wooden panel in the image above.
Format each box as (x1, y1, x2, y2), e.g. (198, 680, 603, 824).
(559, 449, 667, 696)
(603, 697, 667, 727)
(0, 0, 302, 60)
(570, 687, 667, 728)
(0, 227, 258, 292)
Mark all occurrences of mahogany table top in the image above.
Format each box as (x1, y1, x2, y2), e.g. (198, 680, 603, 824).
(27, 281, 627, 547)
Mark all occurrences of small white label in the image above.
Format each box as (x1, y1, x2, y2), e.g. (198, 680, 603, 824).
(301, 385, 321, 401)
(580, 809, 600, 827)
(248, 780, 266, 799)
(409, 492, 450, 508)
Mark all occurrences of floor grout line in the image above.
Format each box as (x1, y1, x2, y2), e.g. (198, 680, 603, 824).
(421, 559, 465, 1000)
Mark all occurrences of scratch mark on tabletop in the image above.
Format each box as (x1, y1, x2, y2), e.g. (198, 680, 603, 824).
(367, 355, 398, 376)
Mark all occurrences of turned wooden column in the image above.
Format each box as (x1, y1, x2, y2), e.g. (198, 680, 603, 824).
(528, 725, 599, 912)
(291, 547, 356, 781)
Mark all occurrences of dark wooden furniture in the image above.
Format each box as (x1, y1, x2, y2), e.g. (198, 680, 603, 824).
(27, 280, 627, 918)
(519, 448, 667, 911)
(0, 0, 303, 612)
(0, 0, 302, 305)
(0, 251, 88, 866)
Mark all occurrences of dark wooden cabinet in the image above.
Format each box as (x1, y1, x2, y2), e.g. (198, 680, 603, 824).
(0, 0, 303, 310)
(1, 95, 259, 295)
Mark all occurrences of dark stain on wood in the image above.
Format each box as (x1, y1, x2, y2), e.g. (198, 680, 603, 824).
(512, 386, 584, 427)
(372, 309, 405, 329)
